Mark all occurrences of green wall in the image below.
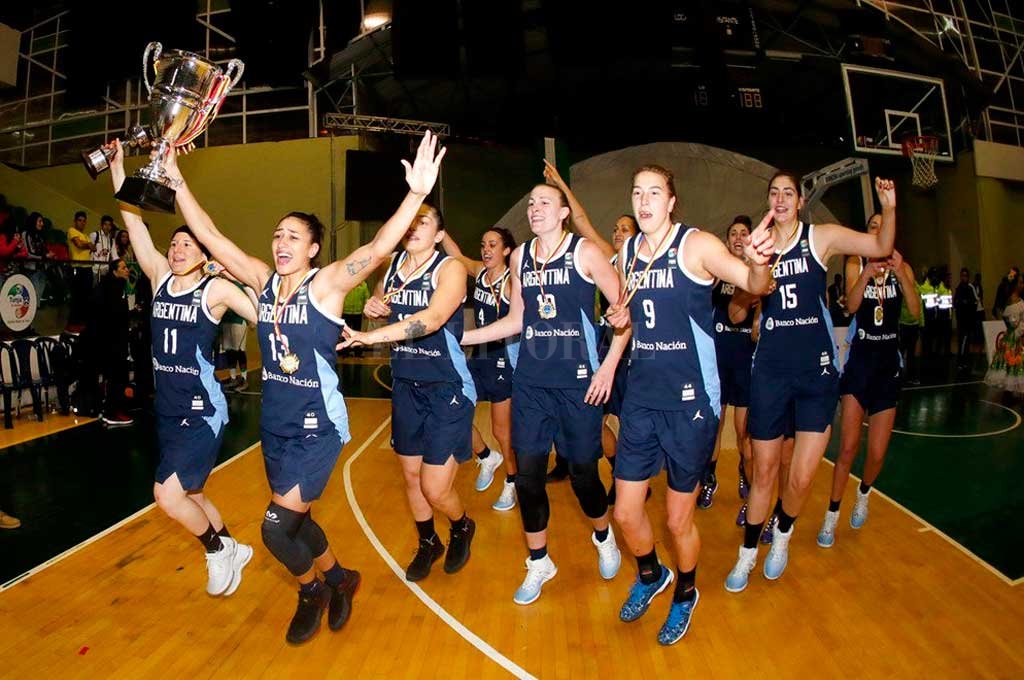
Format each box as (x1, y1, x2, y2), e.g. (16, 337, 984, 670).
(978, 177, 1024, 312)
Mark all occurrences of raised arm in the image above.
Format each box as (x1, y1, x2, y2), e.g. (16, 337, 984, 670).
(107, 140, 169, 282)
(695, 214, 775, 295)
(318, 131, 446, 296)
(462, 246, 524, 345)
(440, 232, 484, 276)
(339, 258, 466, 348)
(817, 178, 896, 263)
(207, 277, 258, 325)
(543, 159, 616, 260)
(159, 146, 271, 292)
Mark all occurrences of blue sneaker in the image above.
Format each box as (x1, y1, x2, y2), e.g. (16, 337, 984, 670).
(513, 555, 557, 605)
(592, 526, 621, 580)
(735, 503, 748, 527)
(619, 565, 674, 622)
(491, 480, 516, 511)
(697, 472, 717, 509)
(724, 546, 758, 593)
(760, 513, 778, 544)
(474, 450, 503, 492)
(658, 589, 700, 646)
(817, 510, 839, 548)
(763, 526, 793, 580)
(737, 460, 749, 500)
(850, 490, 870, 529)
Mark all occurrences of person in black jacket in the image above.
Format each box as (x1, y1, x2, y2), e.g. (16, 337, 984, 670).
(78, 259, 134, 425)
(954, 267, 978, 372)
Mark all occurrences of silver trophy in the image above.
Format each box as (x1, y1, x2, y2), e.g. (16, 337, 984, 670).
(81, 124, 150, 179)
(93, 42, 243, 213)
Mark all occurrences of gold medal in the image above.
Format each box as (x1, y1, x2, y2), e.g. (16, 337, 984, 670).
(279, 352, 301, 374)
(873, 304, 884, 326)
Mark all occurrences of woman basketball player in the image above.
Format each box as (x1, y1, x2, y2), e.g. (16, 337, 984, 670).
(725, 173, 896, 593)
(440, 228, 519, 511)
(158, 131, 446, 643)
(817, 215, 918, 547)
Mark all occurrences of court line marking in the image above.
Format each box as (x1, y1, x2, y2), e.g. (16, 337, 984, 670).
(900, 380, 982, 392)
(821, 458, 1022, 586)
(343, 417, 536, 680)
(0, 440, 262, 593)
(875, 399, 1022, 439)
(372, 363, 393, 392)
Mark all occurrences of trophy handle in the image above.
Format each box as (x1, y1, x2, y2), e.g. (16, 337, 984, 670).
(223, 59, 245, 91)
(142, 41, 162, 96)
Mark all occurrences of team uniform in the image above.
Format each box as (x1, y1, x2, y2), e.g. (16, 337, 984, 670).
(615, 225, 721, 492)
(257, 270, 350, 502)
(468, 268, 518, 403)
(152, 273, 228, 491)
(840, 260, 903, 414)
(711, 279, 754, 408)
(749, 223, 839, 439)
(597, 254, 630, 416)
(512, 233, 603, 462)
(384, 251, 476, 464)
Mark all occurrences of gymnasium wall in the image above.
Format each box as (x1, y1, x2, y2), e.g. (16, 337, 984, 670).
(977, 177, 1024, 310)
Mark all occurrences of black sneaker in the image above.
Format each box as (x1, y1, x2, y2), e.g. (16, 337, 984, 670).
(328, 569, 361, 631)
(444, 517, 476, 574)
(286, 583, 331, 644)
(697, 472, 717, 509)
(405, 535, 445, 581)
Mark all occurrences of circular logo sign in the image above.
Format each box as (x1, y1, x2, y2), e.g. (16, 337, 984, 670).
(525, 326, 534, 340)
(765, 317, 775, 331)
(1, 275, 37, 332)
(858, 328, 865, 340)
(715, 322, 724, 333)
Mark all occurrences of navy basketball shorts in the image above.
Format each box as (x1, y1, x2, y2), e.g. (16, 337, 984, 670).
(597, 339, 629, 417)
(261, 428, 345, 502)
(391, 378, 474, 464)
(155, 415, 225, 491)
(615, 399, 719, 493)
(748, 363, 840, 440)
(511, 381, 602, 464)
(716, 349, 753, 409)
(468, 354, 512, 403)
(841, 350, 902, 416)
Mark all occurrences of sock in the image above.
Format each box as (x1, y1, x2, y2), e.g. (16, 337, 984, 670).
(415, 518, 437, 542)
(323, 562, 347, 587)
(828, 499, 841, 512)
(743, 521, 764, 549)
(606, 455, 616, 473)
(529, 545, 548, 561)
(636, 548, 660, 584)
(476, 447, 491, 460)
(593, 526, 609, 543)
(196, 523, 223, 553)
(229, 367, 237, 379)
(450, 513, 468, 532)
(772, 498, 783, 516)
(777, 509, 796, 533)
(859, 481, 872, 495)
(506, 473, 516, 484)
(299, 578, 323, 595)
(216, 524, 232, 540)
(240, 366, 247, 378)
(673, 568, 697, 603)
(707, 459, 718, 476)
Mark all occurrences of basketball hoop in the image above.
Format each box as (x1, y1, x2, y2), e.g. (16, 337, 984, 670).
(901, 135, 939, 189)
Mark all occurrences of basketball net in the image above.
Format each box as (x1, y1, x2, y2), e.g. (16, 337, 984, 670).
(902, 135, 939, 189)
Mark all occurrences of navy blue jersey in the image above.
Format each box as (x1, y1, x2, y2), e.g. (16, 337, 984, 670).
(384, 251, 476, 401)
(623, 225, 720, 415)
(257, 270, 350, 442)
(471, 267, 519, 362)
(712, 279, 754, 358)
(755, 223, 837, 371)
(515, 233, 601, 388)
(151, 273, 227, 426)
(844, 259, 903, 368)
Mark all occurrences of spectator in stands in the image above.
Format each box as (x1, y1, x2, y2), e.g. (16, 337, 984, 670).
(67, 210, 95, 330)
(827, 273, 846, 326)
(0, 508, 19, 529)
(341, 280, 370, 356)
(993, 266, 1020, 320)
(90, 214, 117, 280)
(20, 211, 52, 301)
(0, 219, 28, 259)
(954, 267, 979, 372)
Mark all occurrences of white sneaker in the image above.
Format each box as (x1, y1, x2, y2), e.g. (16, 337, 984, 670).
(492, 480, 516, 511)
(817, 510, 839, 548)
(724, 546, 758, 593)
(592, 526, 621, 580)
(850, 489, 870, 529)
(223, 538, 254, 596)
(763, 526, 793, 580)
(474, 450, 504, 492)
(205, 538, 235, 595)
(513, 555, 558, 605)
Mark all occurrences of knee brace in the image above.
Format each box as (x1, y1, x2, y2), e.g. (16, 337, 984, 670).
(261, 502, 313, 576)
(568, 460, 608, 519)
(514, 453, 550, 533)
(296, 512, 329, 559)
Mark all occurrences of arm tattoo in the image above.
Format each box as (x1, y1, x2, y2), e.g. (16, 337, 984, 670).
(404, 319, 427, 340)
(345, 257, 371, 276)
(166, 177, 184, 188)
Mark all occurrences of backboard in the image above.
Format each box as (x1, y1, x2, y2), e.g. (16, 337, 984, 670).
(841, 64, 954, 163)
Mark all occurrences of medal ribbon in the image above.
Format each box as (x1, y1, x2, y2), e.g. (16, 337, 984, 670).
(383, 252, 434, 303)
(619, 226, 674, 309)
(532, 230, 570, 303)
(273, 271, 313, 356)
(484, 267, 509, 311)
